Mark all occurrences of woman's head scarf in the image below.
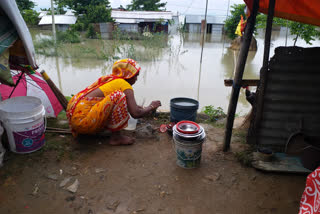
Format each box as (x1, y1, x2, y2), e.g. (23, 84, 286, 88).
(112, 58, 141, 79)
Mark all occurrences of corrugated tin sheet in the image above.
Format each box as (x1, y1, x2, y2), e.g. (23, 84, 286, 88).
(257, 47, 320, 151)
(38, 15, 77, 25)
(38, 11, 48, 18)
(65, 10, 75, 16)
(185, 15, 226, 24)
(111, 10, 173, 21)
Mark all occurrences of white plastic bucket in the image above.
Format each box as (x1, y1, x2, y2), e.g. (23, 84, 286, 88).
(173, 139, 204, 169)
(0, 96, 46, 154)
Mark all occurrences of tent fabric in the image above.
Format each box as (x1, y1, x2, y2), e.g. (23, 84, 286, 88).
(244, 0, 320, 27)
(0, 0, 37, 69)
(0, 15, 18, 55)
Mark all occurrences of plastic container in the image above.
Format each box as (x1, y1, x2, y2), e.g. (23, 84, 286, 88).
(124, 115, 137, 131)
(0, 96, 46, 153)
(170, 97, 199, 122)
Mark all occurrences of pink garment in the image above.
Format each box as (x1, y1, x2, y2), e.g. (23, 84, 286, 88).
(299, 167, 320, 214)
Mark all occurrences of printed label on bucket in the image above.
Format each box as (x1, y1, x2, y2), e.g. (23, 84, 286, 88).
(13, 123, 45, 153)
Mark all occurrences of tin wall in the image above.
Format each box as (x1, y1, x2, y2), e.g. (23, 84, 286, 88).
(257, 47, 320, 151)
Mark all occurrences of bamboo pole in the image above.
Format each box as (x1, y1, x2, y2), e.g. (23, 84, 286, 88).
(262, 0, 276, 68)
(50, 0, 56, 45)
(40, 70, 68, 110)
(223, 0, 260, 152)
(249, 0, 276, 145)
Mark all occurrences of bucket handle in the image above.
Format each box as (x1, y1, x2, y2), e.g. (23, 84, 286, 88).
(172, 139, 204, 161)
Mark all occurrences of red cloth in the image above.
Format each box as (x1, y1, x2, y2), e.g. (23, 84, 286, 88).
(299, 167, 320, 214)
(244, 0, 320, 27)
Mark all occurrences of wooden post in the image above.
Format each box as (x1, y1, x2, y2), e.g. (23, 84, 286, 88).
(50, 0, 56, 45)
(224, 79, 259, 87)
(223, 0, 260, 152)
(40, 70, 68, 110)
(262, 0, 276, 68)
(249, 0, 276, 145)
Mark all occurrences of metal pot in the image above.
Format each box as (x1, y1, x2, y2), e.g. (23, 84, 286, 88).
(173, 124, 206, 143)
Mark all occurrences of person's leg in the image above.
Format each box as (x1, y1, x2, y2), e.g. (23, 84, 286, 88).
(105, 91, 135, 145)
(109, 132, 135, 145)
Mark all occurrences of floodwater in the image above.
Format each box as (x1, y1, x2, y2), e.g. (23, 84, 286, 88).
(31, 28, 320, 115)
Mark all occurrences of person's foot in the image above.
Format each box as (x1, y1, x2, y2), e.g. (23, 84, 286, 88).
(109, 135, 135, 145)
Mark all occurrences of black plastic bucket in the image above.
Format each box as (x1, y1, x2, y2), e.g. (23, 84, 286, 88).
(170, 97, 199, 122)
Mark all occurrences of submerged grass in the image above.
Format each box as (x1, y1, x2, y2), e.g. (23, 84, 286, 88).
(34, 29, 170, 62)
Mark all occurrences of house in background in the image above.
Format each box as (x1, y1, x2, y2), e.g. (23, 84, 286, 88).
(38, 14, 77, 31)
(111, 10, 173, 33)
(38, 11, 48, 19)
(185, 15, 226, 34)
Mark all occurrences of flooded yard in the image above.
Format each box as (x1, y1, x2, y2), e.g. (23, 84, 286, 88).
(31, 28, 320, 115)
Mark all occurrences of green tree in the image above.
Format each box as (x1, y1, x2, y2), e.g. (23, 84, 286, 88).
(224, 4, 246, 40)
(21, 9, 39, 25)
(16, 0, 39, 25)
(85, 4, 113, 23)
(54, 0, 111, 15)
(16, 0, 36, 11)
(287, 21, 320, 45)
(255, 14, 320, 45)
(127, 0, 167, 11)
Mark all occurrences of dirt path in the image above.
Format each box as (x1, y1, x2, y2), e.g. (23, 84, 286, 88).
(0, 120, 307, 214)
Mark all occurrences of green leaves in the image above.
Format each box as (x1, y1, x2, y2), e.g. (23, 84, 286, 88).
(288, 21, 320, 45)
(126, 0, 167, 11)
(54, 0, 111, 15)
(256, 13, 320, 45)
(224, 4, 246, 40)
(21, 10, 39, 25)
(202, 105, 226, 122)
(16, 0, 36, 11)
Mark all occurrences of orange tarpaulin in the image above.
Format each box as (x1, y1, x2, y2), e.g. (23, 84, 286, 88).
(244, 0, 320, 26)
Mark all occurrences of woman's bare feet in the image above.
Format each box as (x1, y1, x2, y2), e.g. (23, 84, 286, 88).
(109, 135, 135, 145)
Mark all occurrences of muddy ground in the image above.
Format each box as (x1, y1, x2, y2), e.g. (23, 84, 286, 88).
(0, 113, 307, 214)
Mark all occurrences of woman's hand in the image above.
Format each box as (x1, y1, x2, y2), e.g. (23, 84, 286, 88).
(149, 100, 161, 111)
(124, 89, 161, 118)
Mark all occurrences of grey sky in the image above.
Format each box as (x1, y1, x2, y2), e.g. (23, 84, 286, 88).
(32, 0, 244, 16)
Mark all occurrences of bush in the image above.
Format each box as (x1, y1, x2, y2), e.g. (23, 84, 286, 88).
(70, 22, 85, 32)
(202, 105, 226, 122)
(86, 24, 98, 39)
(57, 29, 80, 43)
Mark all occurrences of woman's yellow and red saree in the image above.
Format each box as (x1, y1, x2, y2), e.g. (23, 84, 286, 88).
(66, 59, 140, 136)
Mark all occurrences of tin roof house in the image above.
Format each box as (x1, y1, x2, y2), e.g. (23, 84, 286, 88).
(38, 12, 77, 31)
(185, 15, 226, 34)
(111, 10, 173, 33)
(38, 11, 48, 19)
